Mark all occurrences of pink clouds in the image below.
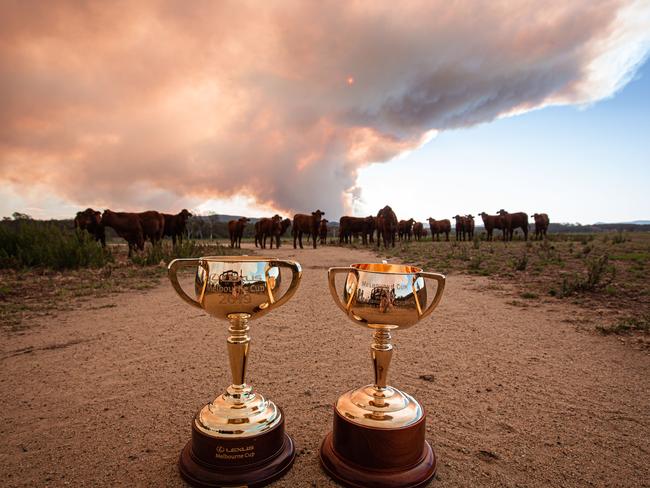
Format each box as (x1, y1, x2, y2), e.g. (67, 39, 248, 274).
(0, 0, 648, 217)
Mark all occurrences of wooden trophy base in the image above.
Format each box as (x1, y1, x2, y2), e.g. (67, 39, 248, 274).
(179, 408, 295, 488)
(319, 408, 436, 488)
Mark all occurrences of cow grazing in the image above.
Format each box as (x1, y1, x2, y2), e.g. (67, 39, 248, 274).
(413, 222, 424, 241)
(465, 214, 475, 240)
(101, 210, 144, 256)
(479, 212, 506, 241)
(427, 218, 451, 241)
(74, 208, 105, 246)
(376, 206, 398, 248)
(228, 217, 249, 248)
(163, 209, 192, 245)
(532, 213, 550, 239)
(293, 210, 324, 249)
(498, 209, 529, 241)
(319, 219, 329, 245)
(398, 219, 415, 241)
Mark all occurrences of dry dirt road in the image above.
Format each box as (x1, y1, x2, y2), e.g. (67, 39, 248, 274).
(1, 244, 649, 487)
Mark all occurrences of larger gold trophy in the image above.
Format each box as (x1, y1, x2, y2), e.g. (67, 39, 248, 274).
(168, 256, 301, 488)
(321, 263, 445, 488)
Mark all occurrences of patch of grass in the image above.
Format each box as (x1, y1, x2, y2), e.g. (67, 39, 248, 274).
(520, 292, 539, 299)
(513, 251, 528, 271)
(596, 315, 650, 335)
(0, 220, 112, 270)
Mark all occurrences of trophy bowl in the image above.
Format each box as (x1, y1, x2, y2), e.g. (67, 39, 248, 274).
(321, 262, 445, 488)
(168, 256, 301, 488)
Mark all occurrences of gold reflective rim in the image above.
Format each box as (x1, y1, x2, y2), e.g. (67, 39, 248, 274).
(199, 255, 280, 262)
(350, 263, 423, 274)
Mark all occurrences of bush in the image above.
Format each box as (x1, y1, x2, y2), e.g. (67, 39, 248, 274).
(513, 251, 528, 271)
(612, 231, 627, 244)
(131, 240, 231, 266)
(0, 220, 111, 269)
(557, 254, 613, 297)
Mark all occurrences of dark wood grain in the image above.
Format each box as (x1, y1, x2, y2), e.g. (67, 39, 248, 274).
(179, 409, 295, 487)
(319, 408, 436, 488)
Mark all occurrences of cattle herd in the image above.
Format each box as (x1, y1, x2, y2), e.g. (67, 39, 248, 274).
(74, 206, 550, 254)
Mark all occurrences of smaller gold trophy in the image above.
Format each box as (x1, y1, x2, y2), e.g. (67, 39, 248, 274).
(321, 263, 445, 488)
(168, 256, 301, 488)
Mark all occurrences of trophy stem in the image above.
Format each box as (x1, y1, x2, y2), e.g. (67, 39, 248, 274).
(226, 313, 251, 403)
(371, 329, 393, 400)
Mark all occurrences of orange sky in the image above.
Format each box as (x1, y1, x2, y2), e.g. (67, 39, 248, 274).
(1, 0, 648, 219)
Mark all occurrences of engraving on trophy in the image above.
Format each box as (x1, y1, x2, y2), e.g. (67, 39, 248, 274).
(215, 444, 256, 460)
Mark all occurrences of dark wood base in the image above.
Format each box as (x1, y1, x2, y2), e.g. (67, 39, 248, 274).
(179, 410, 295, 488)
(319, 408, 436, 488)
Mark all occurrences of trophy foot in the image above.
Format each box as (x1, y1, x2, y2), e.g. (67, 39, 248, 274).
(319, 407, 436, 488)
(179, 407, 295, 488)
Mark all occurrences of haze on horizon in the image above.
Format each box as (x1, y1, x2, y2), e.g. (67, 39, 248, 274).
(1, 1, 649, 224)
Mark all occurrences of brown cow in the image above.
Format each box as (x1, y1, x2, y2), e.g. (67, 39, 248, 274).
(498, 209, 529, 241)
(339, 216, 374, 245)
(398, 218, 415, 241)
(293, 210, 324, 249)
(376, 206, 398, 248)
(74, 208, 105, 246)
(422, 229, 428, 238)
(479, 212, 506, 241)
(228, 217, 249, 248)
(453, 215, 467, 241)
(101, 210, 144, 256)
(255, 214, 285, 249)
(163, 209, 192, 245)
(427, 218, 451, 241)
(319, 219, 329, 245)
(532, 213, 550, 239)
(413, 222, 424, 241)
(465, 214, 475, 240)
(137, 211, 165, 245)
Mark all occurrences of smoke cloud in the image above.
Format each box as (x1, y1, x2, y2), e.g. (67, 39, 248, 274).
(1, 0, 648, 217)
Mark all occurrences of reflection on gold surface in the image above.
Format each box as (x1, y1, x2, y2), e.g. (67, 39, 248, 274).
(328, 263, 445, 428)
(168, 257, 302, 438)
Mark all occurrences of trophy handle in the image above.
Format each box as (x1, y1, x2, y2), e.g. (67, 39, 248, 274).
(415, 272, 446, 319)
(268, 260, 303, 308)
(328, 267, 360, 316)
(168, 258, 204, 309)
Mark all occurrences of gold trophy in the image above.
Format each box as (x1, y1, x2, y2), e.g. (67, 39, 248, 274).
(168, 256, 302, 488)
(320, 263, 445, 488)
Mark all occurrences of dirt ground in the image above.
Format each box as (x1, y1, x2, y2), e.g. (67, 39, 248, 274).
(1, 244, 649, 487)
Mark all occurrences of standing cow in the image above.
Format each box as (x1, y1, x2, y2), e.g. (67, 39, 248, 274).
(228, 217, 249, 248)
(413, 222, 424, 241)
(465, 214, 475, 240)
(74, 208, 105, 246)
(163, 209, 192, 246)
(101, 210, 144, 257)
(427, 218, 451, 241)
(398, 219, 415, 241)
(255, 215, 282, 249)
(532, 213, 550, 239)
(136, 211, 165, 245)
(453, 215, 467, 241)
(293, 210, 325, 249)
(498, 209, 529, 241)
(319, 219, 329, 245)
(376, 206, 398, 248)
(479, 212, 506, 241)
